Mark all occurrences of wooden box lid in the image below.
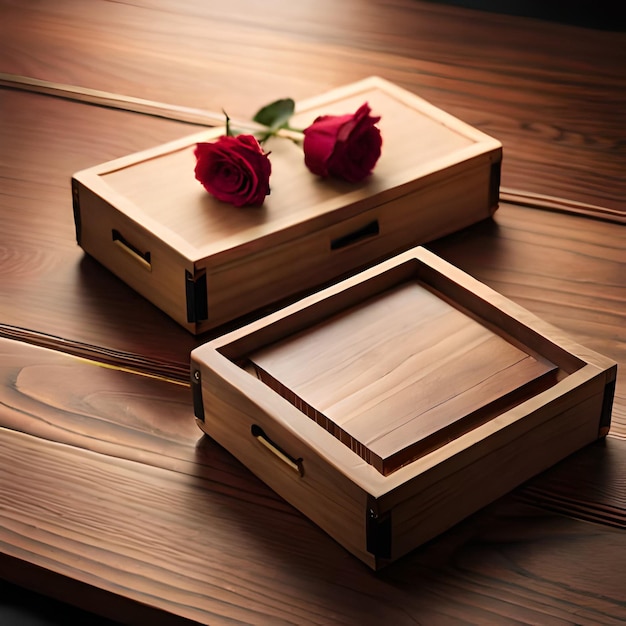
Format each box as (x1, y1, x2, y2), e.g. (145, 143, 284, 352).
(73, 76, 502, 265)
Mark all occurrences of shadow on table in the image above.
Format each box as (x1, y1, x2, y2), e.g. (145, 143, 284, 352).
(0, 580, 121, 626)
(427, 0, 626, 31)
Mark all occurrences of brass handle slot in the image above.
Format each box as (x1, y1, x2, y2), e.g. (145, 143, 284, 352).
(251, 424, 304, 477)
(112, 229, 152, 271)
(331, 219, 379, 250)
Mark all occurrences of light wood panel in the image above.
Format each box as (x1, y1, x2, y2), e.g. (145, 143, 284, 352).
(248, 279, 558, 474)
(72, 77, 501, 333)
(428, 205, 626, 438)
(192, 245, 616, 567)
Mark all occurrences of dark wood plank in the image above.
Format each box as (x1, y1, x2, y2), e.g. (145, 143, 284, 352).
(0, 89, 201, 367)
(0, 339, 198, 467)
(1, 431, 625, 626)
(430, 0, 626, 30)
(519, 437, 626, 529)
(1, 401, 625, 625)
(1, 0, 625, 214)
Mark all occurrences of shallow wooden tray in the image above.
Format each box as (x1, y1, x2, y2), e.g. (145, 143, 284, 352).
(191, 247, 616, 569)
(72, 77, 502, 334)
(245, 279, 559, 476)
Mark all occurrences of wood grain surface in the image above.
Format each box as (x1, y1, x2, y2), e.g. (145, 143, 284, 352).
(70, 77, 502, 333)
(1, 0, 625, 622)
(2, 0, 625, 215)
(248, 279, 558, 474)
(0, 89, 624, 408)
(1, 341, 625, 624)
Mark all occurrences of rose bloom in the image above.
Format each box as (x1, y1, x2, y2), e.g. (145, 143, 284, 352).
(194, 134, 271, 207)
(302, 103, 382, 183)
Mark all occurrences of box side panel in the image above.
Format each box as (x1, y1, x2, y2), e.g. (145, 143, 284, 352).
(384, 383, 607, 564)
(192, 360, 376, 568)
(73, 180, 197, 332)
(198, 155, 496, 332)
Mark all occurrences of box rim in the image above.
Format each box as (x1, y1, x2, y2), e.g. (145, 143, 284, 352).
(191, 246, 615, 498)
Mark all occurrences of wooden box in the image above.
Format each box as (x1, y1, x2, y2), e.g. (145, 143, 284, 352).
(190, 247, 616, 570)
(71, 77, 502, 334)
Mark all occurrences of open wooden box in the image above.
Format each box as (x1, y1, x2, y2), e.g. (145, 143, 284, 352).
(190, 247, 616, 570)
(72, 77, 502, 334)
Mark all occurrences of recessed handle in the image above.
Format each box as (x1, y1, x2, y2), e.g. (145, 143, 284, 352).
(251, 424, 304, 477)
(331, 219, 379, 251)
(112, 229, 152, 271)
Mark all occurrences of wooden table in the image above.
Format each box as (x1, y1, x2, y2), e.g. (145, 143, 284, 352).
(1, 1, 625, 624)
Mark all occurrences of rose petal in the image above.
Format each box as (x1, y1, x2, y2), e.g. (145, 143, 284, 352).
(303, 102, 382, 182)
(194, 134, 271, 207)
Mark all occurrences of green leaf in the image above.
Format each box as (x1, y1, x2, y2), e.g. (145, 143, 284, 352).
(253, 98, 295, 130)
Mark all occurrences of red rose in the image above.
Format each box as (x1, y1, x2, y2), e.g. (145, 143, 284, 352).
(194, 134, 271, 207)
(302, 103, 382, 183)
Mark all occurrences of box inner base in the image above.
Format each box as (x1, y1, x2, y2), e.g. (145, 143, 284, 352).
(241, 278, 559, 475)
